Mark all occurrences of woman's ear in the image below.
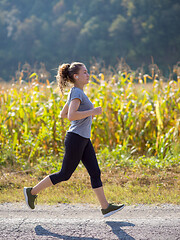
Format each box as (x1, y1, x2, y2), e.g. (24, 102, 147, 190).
(73, 74, 79, 79)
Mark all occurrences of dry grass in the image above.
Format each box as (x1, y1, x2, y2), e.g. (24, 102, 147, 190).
(1, 166, 179, 205)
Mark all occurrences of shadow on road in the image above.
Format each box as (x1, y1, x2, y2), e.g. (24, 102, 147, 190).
(106, 221, 135, 240)
(35, 221, 135, 240)
(35, 224, 100, 240)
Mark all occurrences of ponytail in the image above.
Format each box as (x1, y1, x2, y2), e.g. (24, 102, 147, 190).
(56, 63, 70, 94)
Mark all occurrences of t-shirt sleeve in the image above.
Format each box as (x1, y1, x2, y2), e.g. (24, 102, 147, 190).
(69, 88, 83, 104)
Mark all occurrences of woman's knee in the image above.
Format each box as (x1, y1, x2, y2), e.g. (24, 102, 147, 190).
(92, 167, 101, 178)
(90, 168, 102, 188)
(49, 171, 72, 185)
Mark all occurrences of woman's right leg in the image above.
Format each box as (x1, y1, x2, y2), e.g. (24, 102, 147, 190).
(24, 133, 88, 209)
(31, 176, 52, 195)
(31, 133, 88, 195)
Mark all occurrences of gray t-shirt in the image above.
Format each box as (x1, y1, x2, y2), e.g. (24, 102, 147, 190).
(67, 87, 93, 138)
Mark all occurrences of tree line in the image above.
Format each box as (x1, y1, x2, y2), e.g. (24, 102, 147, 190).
(0, 0, 180, 81)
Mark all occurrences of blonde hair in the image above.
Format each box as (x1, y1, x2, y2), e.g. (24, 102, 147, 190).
(56, 62, 84, 93)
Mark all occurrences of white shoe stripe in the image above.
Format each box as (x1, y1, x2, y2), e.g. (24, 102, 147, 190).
(23, 187, 32, 210)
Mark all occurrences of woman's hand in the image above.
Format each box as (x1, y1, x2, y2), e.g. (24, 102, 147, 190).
(92, 107, 102, 116)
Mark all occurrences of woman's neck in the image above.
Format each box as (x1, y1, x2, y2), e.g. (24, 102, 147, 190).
(74, 83, 84, 91)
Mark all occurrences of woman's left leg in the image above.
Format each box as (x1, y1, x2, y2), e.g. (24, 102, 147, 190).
(81, 140, 109, 209)
(81, 140, 125, 217)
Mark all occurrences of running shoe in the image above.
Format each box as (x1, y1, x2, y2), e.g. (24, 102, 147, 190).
(23, 187, 37, 209)
(101, 203, 125, 217)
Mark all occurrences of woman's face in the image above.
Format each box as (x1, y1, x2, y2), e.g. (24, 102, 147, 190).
(75, 65, 89, 85)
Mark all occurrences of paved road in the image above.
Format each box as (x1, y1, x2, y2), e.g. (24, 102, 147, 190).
(0, 203, 180, 240)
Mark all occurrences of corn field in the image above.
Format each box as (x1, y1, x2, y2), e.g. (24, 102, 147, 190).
(0, 70, 180, 171)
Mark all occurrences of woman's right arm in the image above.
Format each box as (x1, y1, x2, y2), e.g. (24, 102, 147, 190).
(60, 102, 69, 119)
(68, 98, 102, 121)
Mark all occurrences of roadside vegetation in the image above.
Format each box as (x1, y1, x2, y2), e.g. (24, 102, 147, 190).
(0, 62, 180, 205)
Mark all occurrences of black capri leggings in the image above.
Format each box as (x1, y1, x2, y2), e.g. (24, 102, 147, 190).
(49, 132, 102, 189)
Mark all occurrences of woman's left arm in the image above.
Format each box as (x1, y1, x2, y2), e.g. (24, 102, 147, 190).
(60, 102, 69, 119)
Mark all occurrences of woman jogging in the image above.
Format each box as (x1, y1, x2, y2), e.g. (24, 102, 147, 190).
(23, 62, 124, 217)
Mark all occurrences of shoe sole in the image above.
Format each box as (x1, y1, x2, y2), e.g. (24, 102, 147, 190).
(23, 187, 33, 210)
(103, 204, 125, 218)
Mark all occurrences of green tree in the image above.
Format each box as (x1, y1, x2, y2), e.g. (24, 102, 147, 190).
(0, 0, 180, 80)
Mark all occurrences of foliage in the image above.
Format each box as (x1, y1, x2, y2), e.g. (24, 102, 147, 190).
(0, 0, 180, 80)
(0, 66, 180, 172)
